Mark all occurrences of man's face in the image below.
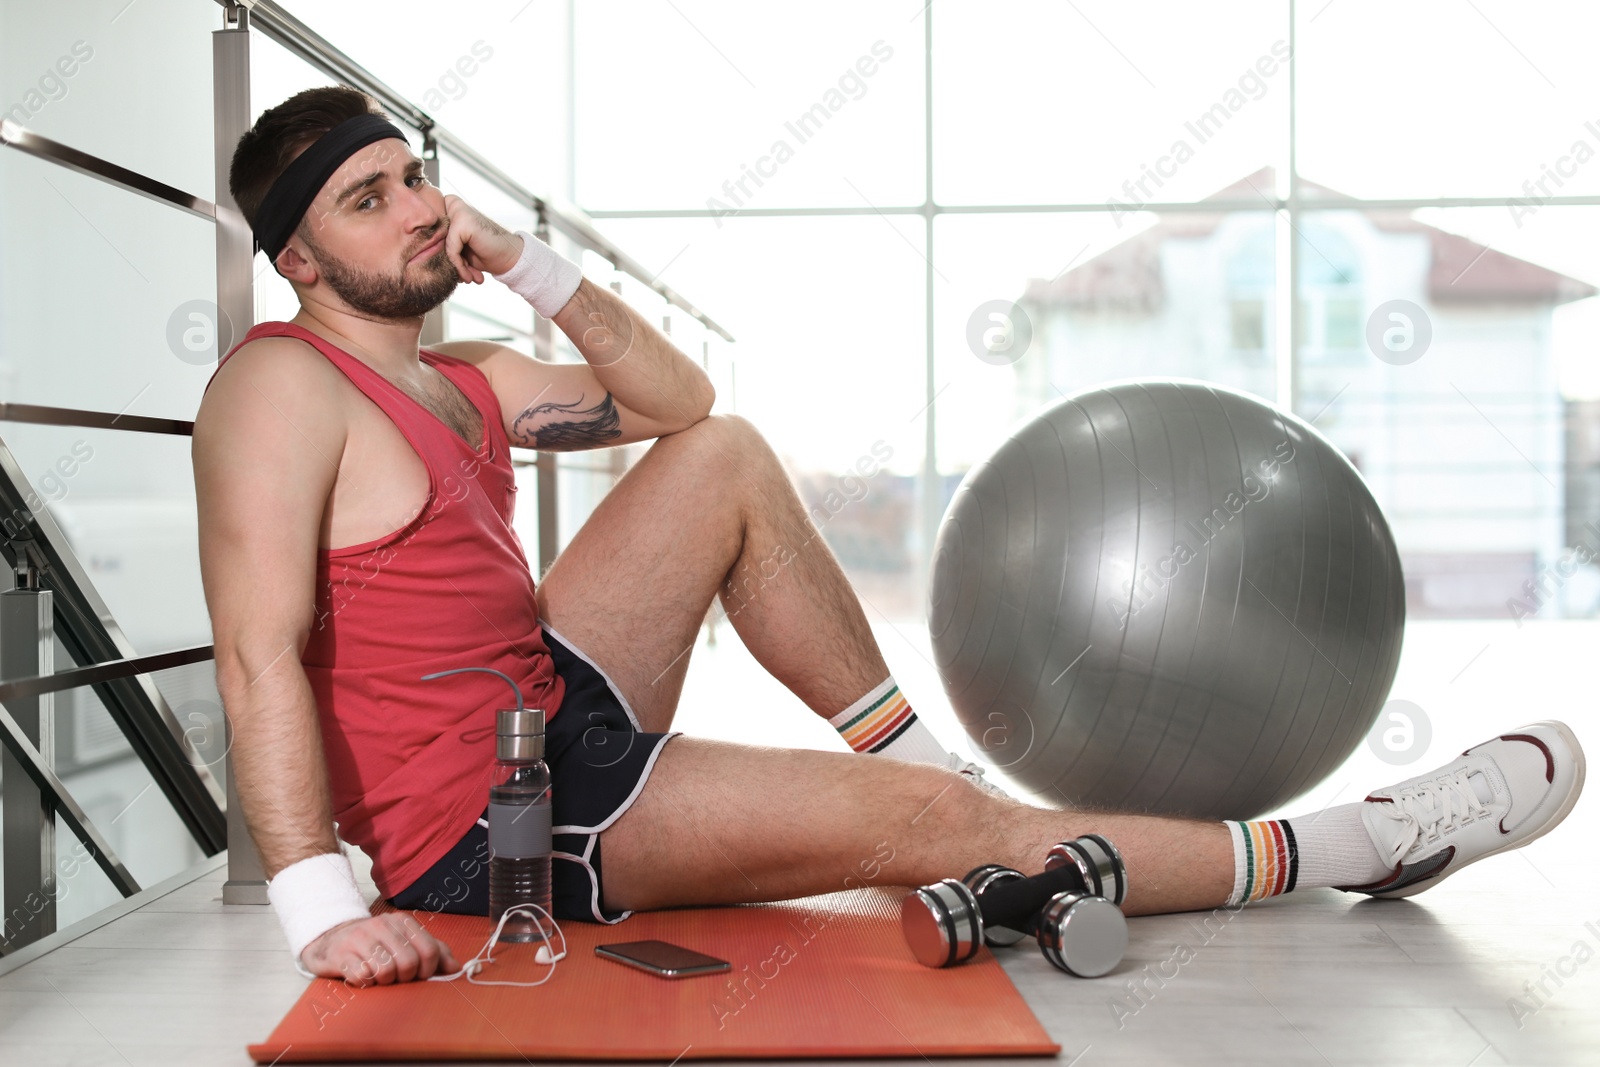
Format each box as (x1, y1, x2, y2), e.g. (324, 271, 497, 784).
(290, 137, 459, 319)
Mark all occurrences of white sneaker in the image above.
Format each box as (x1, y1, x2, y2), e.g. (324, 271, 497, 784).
(1337, 720, 1586, 899)
(946, 751, 1011, 799)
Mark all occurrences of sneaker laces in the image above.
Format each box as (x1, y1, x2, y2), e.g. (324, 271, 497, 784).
(945, 750, 1012, 798)
(946, 750, 988, 780)
(1371, 767, 1491, 867)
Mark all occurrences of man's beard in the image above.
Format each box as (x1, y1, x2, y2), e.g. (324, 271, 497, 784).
(307, 232, 459, 319)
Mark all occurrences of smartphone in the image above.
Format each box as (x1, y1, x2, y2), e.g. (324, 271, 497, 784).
(594, 939, 732, 978)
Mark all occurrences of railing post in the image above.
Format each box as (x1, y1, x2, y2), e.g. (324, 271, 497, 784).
(534, 211, 561, 579)
(0, 554, 56, 952)
(420, 130, 445, 349)
(215, 0, 269, 906)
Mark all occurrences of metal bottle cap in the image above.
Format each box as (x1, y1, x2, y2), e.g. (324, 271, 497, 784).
(496, 707, 545, 761)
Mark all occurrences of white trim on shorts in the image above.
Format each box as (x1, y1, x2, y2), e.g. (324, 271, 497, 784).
(531, 621, 683, 921)
(554, 732, 677, 921)
(538, 618, 644, 732)
(553, 839, 629, 924)
(552, 731, 676, 836)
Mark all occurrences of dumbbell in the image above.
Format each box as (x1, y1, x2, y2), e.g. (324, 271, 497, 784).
(965, 835, 1129, 948)
(1044, 833, 1128, 906)
(961, 864, 1031, 947)
(901, 853, 1127, 977)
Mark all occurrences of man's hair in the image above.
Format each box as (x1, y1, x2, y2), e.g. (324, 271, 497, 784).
(228, 85, 391, 243)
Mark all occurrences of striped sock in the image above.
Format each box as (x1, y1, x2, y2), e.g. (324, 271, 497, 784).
(1226, 803, 1391, 905)
(1225, 819, 1300, 905)
(828, 678, 948, 766)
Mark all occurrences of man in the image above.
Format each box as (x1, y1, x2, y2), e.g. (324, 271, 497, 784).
(194, 86, 1586, 987)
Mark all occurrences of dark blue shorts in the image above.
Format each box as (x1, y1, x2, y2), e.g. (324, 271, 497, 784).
(385, 621, 679, 923)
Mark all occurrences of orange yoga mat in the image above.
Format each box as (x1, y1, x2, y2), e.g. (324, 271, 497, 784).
(248, 886, 1060, 1063)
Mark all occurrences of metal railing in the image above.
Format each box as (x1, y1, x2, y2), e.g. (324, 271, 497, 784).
(0, 0, 732, 946)
(0, 420, 225, 953)
(212, 0, 733, 343)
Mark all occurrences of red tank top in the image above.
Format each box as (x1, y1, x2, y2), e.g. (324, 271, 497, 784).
(204, 321, 566, 898)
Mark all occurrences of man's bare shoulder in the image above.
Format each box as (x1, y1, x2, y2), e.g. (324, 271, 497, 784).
(195, 335, 348, 451)
(204, 334, 339, 396)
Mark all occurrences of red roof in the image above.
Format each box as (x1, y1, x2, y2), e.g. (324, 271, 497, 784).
(1024, 167, 1597, 308)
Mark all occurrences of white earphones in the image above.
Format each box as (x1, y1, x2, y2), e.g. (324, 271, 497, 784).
(428, 904, 567, 986)
(293, 906, 567, 984)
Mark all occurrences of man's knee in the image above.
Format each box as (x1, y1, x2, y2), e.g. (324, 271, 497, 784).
(679, 412, 765, 450)
(671, 413, 786, 480)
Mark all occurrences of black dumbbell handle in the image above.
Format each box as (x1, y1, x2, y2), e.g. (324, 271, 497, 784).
(975, 864, 1090, 932)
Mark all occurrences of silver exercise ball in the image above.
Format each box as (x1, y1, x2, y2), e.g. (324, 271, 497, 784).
(929, 379, 1405, 820)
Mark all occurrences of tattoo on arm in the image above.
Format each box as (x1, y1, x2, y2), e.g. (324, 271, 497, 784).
(512, 392, 622, 451)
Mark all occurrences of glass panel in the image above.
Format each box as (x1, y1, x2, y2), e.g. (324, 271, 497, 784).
(0, 151, 218, 418)
(274, 1, 572, 199)
(569, 214, 923, 615)
(575, 1, 925, 210)
(0, 665, 216, 937)
(934, 0, 1288, 206)
(1298, 0, 1600, 200)
(0, 568, 219, 930)
(0, 129, 213, 656)
(0, 423, 205, 656)
(590, 212, 923, 464)
(437, 147, 538, 347)
(40, 655, 224, 787)
(1294, 206, 1600, 620)
(935, 210, 1280, 457)
(0, 0, 217, 201)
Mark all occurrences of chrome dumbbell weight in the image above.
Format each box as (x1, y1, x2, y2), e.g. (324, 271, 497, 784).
(1034, 833, 1130, 976)
(969, 834, 1130, 952)
(1044, 833, 1128, 906)
(900, 859, 1127, 977)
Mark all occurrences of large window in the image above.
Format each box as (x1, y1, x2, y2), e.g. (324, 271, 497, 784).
(577, 0, 1600, 630)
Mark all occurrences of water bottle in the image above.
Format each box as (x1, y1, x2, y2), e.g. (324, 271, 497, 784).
(487, 706, 553, 942)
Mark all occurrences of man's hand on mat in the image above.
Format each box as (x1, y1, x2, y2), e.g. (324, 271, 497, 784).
(301, 913, 462, 986)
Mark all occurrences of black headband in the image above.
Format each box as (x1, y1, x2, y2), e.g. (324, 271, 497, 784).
(251, 113, 412, 262)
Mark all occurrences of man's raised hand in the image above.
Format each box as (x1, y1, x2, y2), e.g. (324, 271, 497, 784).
(440, 194, 523, 284)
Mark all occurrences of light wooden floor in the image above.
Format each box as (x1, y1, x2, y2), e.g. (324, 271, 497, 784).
(0, 826, 1595, 1067)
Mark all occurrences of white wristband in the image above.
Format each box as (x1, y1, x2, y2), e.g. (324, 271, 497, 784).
(266, 850, 372, 978)
(493, 229, 584, 320)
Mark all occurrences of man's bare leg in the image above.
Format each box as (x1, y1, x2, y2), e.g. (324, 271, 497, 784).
(600, 723, 1587, 920)
(537, 416, 1228, 913)
(536, 414, 900, 728)
(600, 737, 1234, 917)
